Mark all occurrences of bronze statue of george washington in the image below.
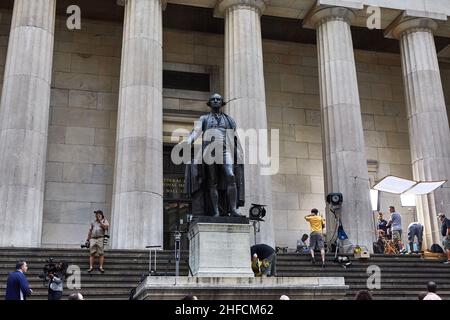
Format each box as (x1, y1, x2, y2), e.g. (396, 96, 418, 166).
(182, 93, 245, 217)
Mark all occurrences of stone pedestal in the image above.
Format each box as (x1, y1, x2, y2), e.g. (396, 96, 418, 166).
(134, 276, 348, 300)
(188, 217, 254, 277)
(386, 16, 450, 247)
(304, 5, 374, 251)
(0, 0, 56, 247)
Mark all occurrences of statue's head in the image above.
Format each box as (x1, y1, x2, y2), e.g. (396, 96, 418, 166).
(206, 93, 226, 111)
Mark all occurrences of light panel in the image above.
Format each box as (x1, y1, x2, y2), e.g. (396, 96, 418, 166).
(373, 176, 416, 194)
(403, 181, 447, 195)
(370, 189, 379, 211)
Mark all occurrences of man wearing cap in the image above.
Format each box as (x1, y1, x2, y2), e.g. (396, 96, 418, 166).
(386, 206, 403, 251)
(86, 210, 109, 272)
(438, 213, 450, 265)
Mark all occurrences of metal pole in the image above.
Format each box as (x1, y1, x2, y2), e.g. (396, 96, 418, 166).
(175, 231, 181, 277)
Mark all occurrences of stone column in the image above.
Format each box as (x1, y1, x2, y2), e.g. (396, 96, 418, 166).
(304, 6, 374, 250)
(0, 0, 56, 247)
(112, 0, 166, 249)
(216, 0, 274, 247)
(387, 17, 450, 247)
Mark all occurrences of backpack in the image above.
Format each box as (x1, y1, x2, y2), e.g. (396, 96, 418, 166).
(430, 243, 444, 253)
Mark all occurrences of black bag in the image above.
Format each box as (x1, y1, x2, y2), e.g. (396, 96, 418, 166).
(334, 255, 352, 268)
(430, 243, 444, 253)
(373, 242, 384, 254)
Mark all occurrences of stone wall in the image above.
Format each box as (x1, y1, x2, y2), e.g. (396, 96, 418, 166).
(0, 8, 449, 248)
(42, 17, 122, 247)
(263, 40, 416, 248)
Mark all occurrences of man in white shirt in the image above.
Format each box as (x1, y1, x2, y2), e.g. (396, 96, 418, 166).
(423, 281, 442, 300)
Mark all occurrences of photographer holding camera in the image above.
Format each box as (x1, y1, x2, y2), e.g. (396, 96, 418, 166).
(86, 210, 109, 273)
(47, 261, 65, 300)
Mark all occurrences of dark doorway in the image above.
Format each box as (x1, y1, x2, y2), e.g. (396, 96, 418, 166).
(163, 144, 191, 250)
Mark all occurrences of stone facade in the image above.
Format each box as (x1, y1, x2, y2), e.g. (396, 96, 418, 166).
(0, 0, 449, 249)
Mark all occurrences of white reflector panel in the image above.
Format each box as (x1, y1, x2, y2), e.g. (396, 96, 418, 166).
(370, 189, 379, 211)
(373, 176, 416, 194)
(403, 181, 447, 195)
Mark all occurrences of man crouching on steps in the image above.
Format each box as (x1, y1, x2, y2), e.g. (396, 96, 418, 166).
(305, 208, 326, 268)
(86, 210, 109, 273)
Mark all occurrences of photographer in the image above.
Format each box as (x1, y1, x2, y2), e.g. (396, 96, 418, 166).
(86, 210, 109, 273)
(47, 261, 65, 300)
(250, 244, 276, 277)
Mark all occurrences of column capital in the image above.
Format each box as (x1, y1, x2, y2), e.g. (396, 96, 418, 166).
(384, 13, 438, 39)
(117, 0, 167, 10)
(214, 0, 269, 18)
(303, 4, 360, 29)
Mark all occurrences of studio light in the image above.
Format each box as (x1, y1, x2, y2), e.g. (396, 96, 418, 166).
(249, 203, 266, 221)
(326, 193, 343, 206)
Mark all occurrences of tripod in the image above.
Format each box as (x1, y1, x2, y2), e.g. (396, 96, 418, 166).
(174, 230, 182, 277)
(251, 220, 260, 246)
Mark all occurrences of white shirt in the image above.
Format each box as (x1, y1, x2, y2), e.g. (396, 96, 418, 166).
(423, 292, 442, 300)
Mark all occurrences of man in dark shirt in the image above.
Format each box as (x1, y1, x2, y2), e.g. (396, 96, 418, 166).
(438, 213, 450, 264)
(377, 212, 389, 238)
(250, 244, 276, 276)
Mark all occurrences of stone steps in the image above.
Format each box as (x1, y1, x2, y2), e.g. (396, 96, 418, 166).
(1, 248, 449, 300)
(0, 248, 186, 300)
(276, 253, 450, 300)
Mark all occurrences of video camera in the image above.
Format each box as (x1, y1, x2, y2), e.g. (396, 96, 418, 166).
(38, 257, 68, 282)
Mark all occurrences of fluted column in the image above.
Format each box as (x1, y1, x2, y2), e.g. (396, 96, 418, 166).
(387, 17, 450, 247)
(112, 0, 166, 249)
(216, 0, 274, 247)
(0, 0, 56, 247)
(304, 6, 373, 250)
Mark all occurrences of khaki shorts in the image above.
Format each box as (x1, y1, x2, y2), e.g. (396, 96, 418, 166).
(90, 237, 105, 256)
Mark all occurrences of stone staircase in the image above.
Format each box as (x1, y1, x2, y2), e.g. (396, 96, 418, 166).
(1, 248, 449, 300)
(276, 253, 450, 300)
(0, 248, 189, 300)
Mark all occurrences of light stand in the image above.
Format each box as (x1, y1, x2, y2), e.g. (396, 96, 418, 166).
(249, 204, 266, 246)
(251, 220, 260, 246)
(174, 230, 181, 277)
(330, 207, 342, 259)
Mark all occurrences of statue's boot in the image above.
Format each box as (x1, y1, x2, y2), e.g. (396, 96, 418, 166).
(210, 185, 220, 217)
(228, 183, 242, 217)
